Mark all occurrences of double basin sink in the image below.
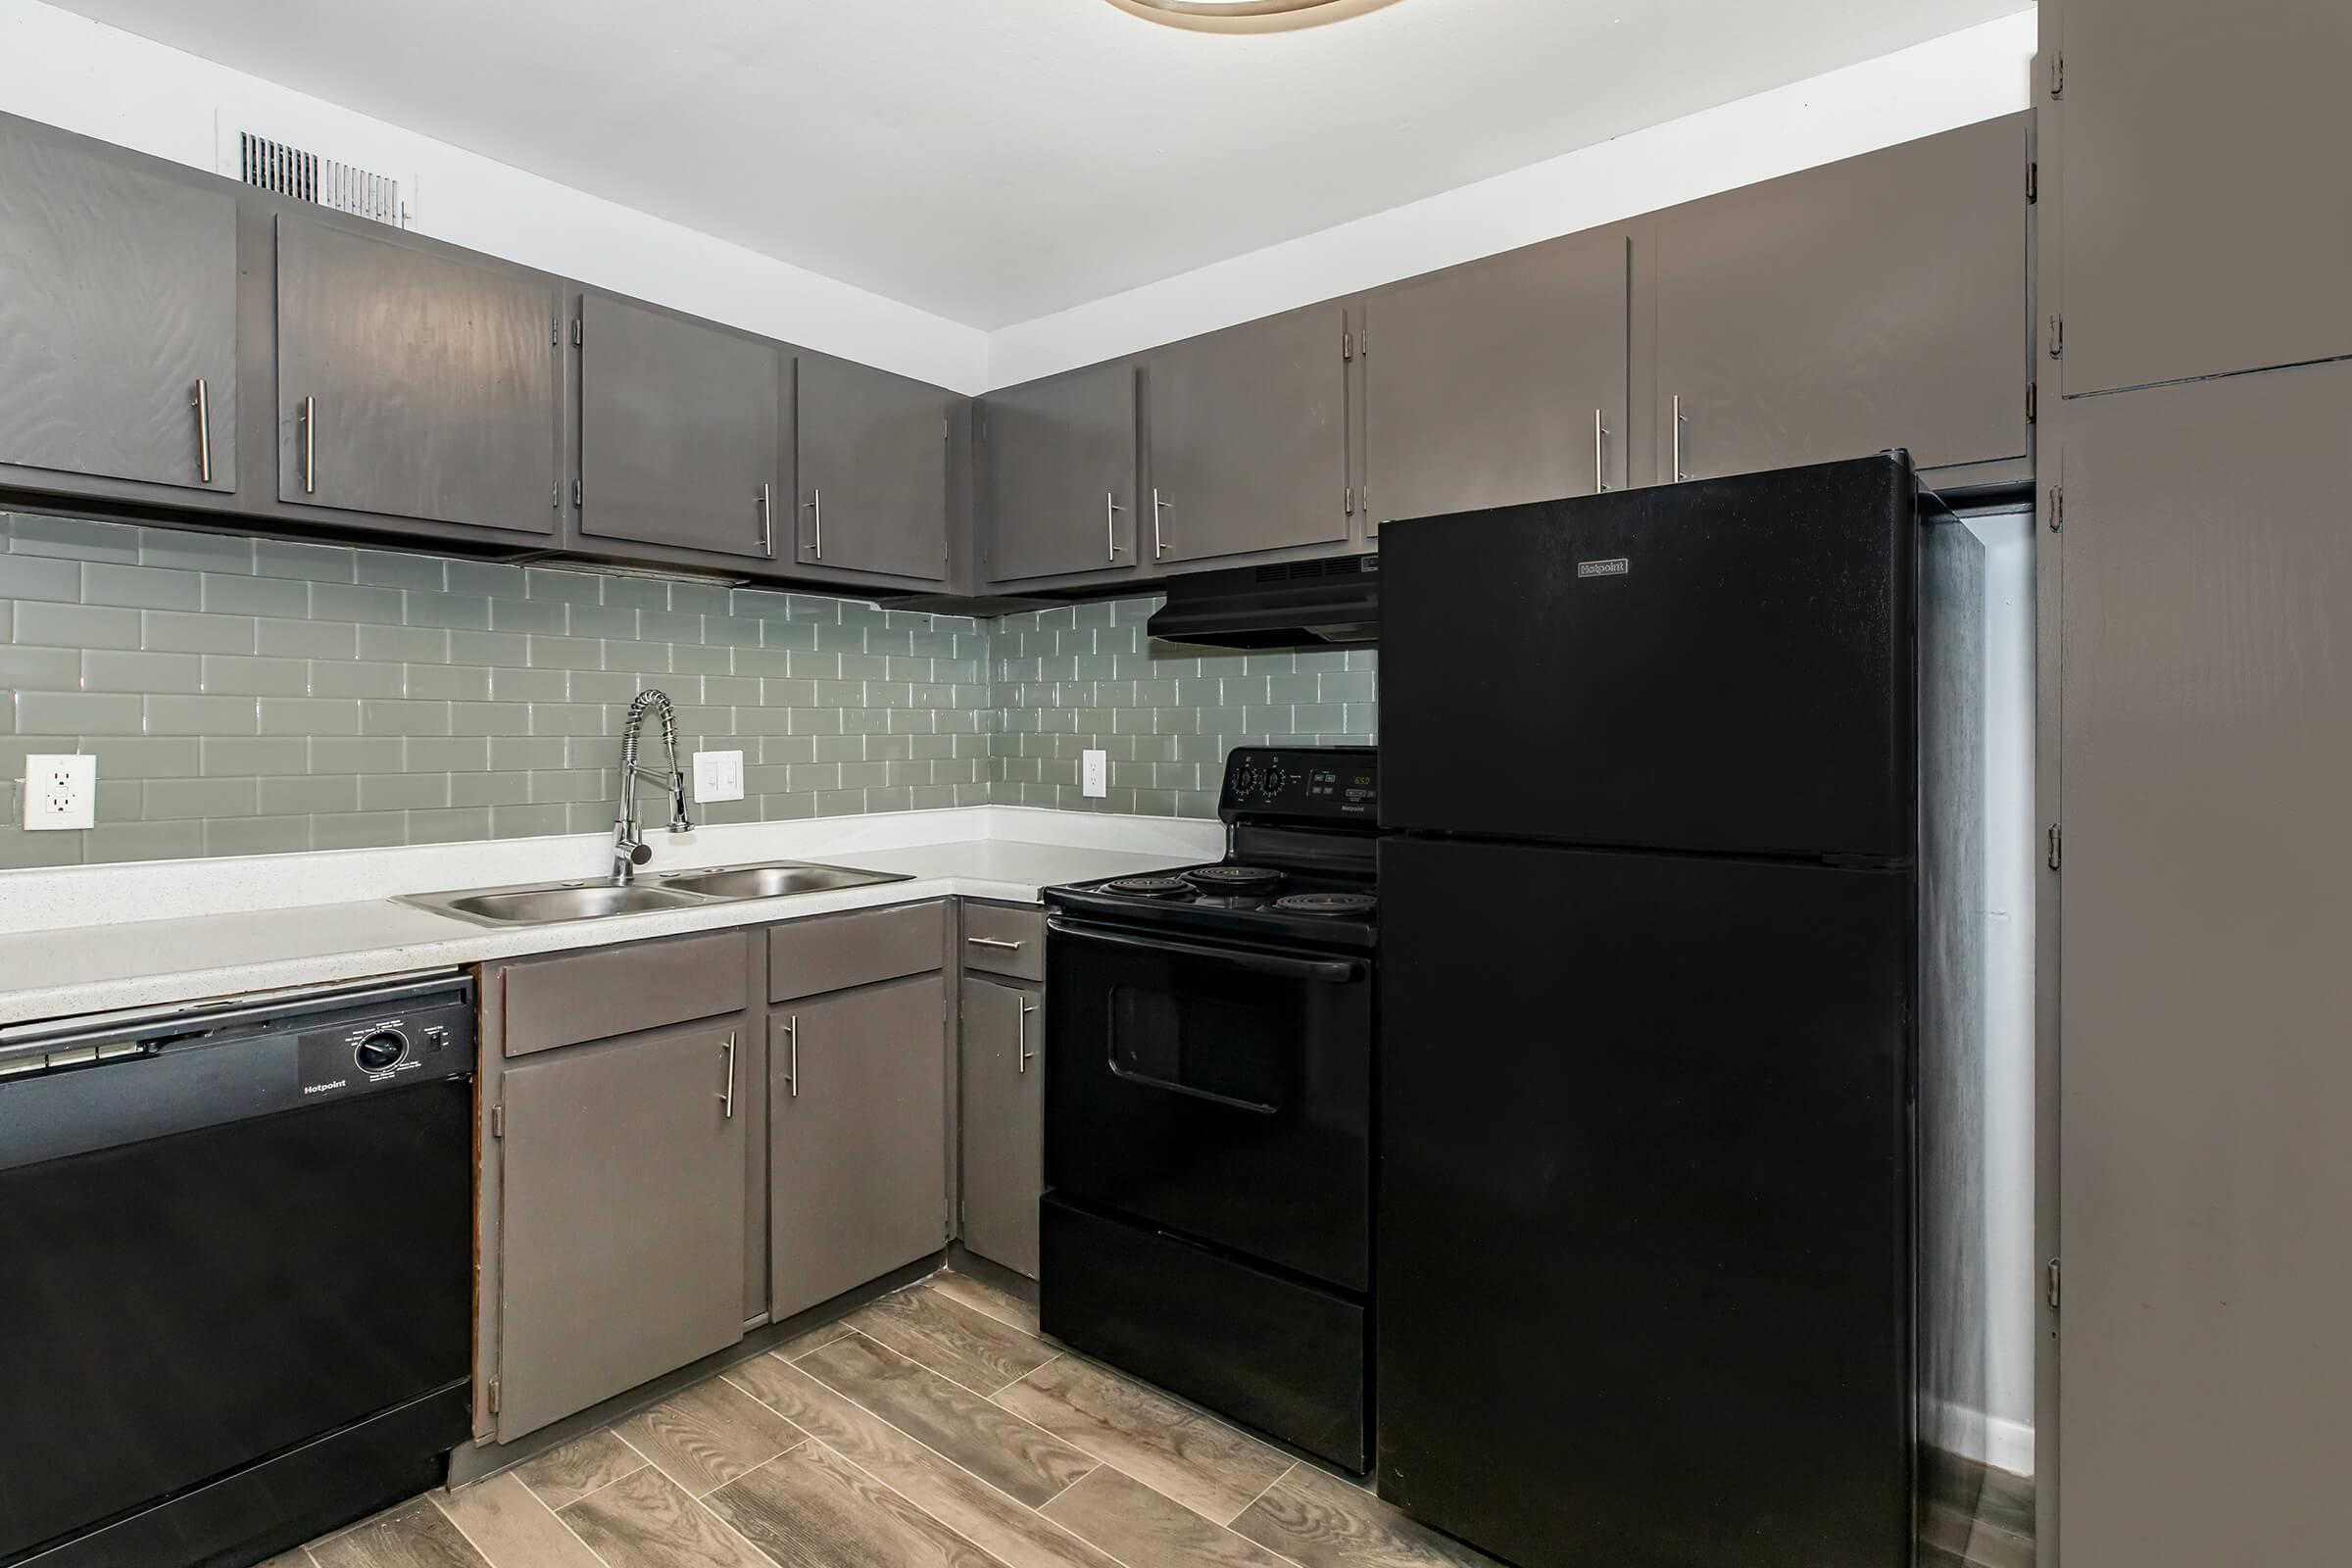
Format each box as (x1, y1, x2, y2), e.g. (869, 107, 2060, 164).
(396, 860, 911, 928)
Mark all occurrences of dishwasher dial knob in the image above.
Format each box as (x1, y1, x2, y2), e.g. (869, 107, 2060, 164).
(354, 1029, 408, 1073)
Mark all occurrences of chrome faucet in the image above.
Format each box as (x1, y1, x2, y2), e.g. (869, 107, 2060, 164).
(612, 689, 693, 884)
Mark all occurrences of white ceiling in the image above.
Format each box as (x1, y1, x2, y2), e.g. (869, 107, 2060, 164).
(50, 0, 2026, 328)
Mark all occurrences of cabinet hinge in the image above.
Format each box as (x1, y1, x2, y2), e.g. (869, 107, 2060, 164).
(2048, 485, 2064, 532)
(2046, 1258, 2062, 1309)
(2046, 822, 2063, 871)
(571, 477, 584, 508)
(572, 317, 584, 346)
(1345, 485, 1354, 515)
(551, 318, 560, 347)
(2048, 314, 2064, 360)
(552, 487, 561, 511)
(2026, 161, 2037, 204)
(487, 1378, 502, 1415)
(2027, 382, 2037, 423)
(1342, 329, 1354, 362)
(2048, 52, 2063, 99)
(491, 1102, 505, 1138)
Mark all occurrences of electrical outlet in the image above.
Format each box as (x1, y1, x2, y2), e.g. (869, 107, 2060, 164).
(1081, 749, 1108, 799)
(692, 749, 745, 804)
(21, 754, 96, 831)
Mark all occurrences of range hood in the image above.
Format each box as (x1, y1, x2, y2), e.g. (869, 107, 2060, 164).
(1146, 554, 1379, 651)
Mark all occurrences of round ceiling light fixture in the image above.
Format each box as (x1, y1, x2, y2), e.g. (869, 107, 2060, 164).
(1103, 0, 1405, 32)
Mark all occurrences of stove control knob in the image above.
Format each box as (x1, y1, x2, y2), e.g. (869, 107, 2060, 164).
(354, 1029, 408, 1073)
(1235, 762, 1259, 795)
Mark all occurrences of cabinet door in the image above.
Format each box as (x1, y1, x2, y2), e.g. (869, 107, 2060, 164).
(275, 216, 561, 536)
(1143, 305, 1350, 564)
(796, 353, 951, 581)
(770, 975, 948, 1320)
(0, 125, 236, 493)
(2057, 361, 2352, 1568)
(983, 362, 1139, 582)
(2059, 0, 2352, 394)
(1363, 232, 1628, 531)
(1654, 115, 2027, 482)
(497, 1020, 748, 1441)
(959, 975, 1043, 1279)
(578, 294, 783, 562)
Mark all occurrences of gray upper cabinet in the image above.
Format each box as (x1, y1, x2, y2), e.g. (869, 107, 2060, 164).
(577, 294, 783, 562)
(982, 361, 1140, 582)
(796, 352, 952, 581)
(2057, 358, 2352, 1568)
(1653, 114, 2028, 482)
(0, 121, 236, 495)
(769, 973, 949, 1320)
(496, 1018, 748, 1442)
(275, 215, 562, 536)
(1362, 231, 1628, 532)
(1142, 304, 1351, 564)
(959, 974, 1044, 1280)
(2057, 0, 2352, 395)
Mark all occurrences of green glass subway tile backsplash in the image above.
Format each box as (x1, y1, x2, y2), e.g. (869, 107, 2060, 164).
(0, 513, 1378, 868)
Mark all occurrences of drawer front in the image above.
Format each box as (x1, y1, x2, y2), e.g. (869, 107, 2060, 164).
(768, 902, 945, 1003)
(961, 904, 1045, 982)
(499, 931, 749, 1058)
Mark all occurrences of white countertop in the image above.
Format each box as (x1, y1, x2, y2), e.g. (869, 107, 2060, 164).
(0, 808, 1222, 1026)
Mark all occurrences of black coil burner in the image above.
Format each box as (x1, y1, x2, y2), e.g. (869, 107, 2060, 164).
(1272, 892, 1379, 916)
(1183, 865, 1287, 895)
(1102, 875, 1192, 898)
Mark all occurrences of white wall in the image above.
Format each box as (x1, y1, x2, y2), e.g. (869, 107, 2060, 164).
(989, 9, 2037, 386)
(0, 0, 991, 392)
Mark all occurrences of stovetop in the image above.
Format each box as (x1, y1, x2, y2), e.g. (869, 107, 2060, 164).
(1045, 746, 1382, 950)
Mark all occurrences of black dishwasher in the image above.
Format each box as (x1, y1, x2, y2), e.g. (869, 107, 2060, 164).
(0, 974, 477, 1568)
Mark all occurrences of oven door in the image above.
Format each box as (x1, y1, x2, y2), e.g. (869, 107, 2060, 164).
(1045, 915, 1371, 1292)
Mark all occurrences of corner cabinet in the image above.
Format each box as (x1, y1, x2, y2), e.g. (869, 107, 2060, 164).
(0, 119, 238, 499)
(980, 361, 1142, 584)
(484, 933, 753, 1443)
(274, 214, 564, 539)
(1141, 303, 1354, 564)
(575, 293, 785, 564)
(1652, 114, 2030, 484)
(795, 352, 955, 583)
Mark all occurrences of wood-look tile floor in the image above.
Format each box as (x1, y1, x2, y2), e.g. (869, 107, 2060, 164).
(279, 1269, 1501, 1568)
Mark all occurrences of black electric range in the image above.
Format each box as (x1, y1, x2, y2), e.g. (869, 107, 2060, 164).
(1040, 745, 1381, 1473)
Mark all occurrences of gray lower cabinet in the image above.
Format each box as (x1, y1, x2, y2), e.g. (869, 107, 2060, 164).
(577, 293, 784, 562)
(274, 213, 563, 537)
(795, 352, 952, 582)
(981, 361, 1141, 582)
(1653, 114, 2029, 482)
(495, 1018, 749, 1442)
(1362, 229, 1629, 530)
(2056, 358, 2352, 1568)
(958, 974, 1044, 1279)
(0, 118, 237, 496)
(1141, 303, 1352, 564)
(769, 973, 950, 1319)
(2057, 0, 2352, 395)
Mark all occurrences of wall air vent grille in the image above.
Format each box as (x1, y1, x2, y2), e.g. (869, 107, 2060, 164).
(238, 132, 405, 226)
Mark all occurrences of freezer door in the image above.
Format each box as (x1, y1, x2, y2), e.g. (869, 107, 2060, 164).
(1379, 453, 1916, 858)
(1375, 836, 1914, 1568)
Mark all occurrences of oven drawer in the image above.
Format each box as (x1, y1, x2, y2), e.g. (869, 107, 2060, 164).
(1041, 1195, 1368, 1474)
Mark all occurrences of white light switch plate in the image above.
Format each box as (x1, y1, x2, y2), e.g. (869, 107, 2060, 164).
(692, 749, 745, 804)
(1081, 749, 1108, 799)
(22, 754, 96, 831)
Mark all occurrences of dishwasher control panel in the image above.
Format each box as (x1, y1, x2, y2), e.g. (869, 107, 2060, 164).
(295, 994, 475, 1101)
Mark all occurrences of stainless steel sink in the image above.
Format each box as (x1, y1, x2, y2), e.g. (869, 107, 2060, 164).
(654, 862, 906, 900)
(394, 859, 911, 928)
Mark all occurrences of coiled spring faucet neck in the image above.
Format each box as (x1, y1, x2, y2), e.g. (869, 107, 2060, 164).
(612, 688, 692, 884)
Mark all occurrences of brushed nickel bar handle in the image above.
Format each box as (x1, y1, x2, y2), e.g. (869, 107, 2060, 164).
(759, 484, 774, 557)
(786, 1015, 799, 1097)
(1152, 488, 1170, 558)
(1593, 407, 1607, 494)
(194, 378, 213, 485)
(1671, 393, 1687, 483)
(966, 936, 1025, 952)
(1106, 493, 1125, 561)
(802, 491, 822, 558)
(1016, 996, 1036, 1073)
(720, 1031, 737, 1118)
(302, 395, 317, 494)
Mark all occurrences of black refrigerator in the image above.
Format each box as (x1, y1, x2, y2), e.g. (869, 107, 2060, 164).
(1376, 453, 1983, 1568)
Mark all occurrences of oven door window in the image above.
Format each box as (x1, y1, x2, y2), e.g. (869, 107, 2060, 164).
(1047, 921, 1371, 1292)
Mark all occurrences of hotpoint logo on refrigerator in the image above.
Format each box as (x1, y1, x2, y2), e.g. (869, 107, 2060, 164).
(1576, 558, 1631, 578)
